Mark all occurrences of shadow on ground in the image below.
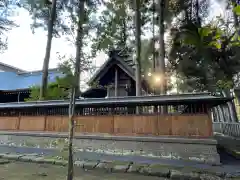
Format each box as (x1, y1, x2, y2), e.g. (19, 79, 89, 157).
(214, 134, 240, 165)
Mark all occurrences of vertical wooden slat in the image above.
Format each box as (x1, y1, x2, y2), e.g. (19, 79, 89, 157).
(19, 116, 45, 131)
(0, 113, 213, 138)
(45, 116, 68, 132)
(157, 115, 172, 135)
(16, 113, 21, 130)
(207, 112, 213, 136)
(0, 117, 18, 130)
(43, 115, 47, 131)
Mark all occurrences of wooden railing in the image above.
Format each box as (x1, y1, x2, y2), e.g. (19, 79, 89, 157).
(212, 122, 240, 137)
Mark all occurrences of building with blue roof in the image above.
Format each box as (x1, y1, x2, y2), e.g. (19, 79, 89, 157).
(0, 62, 63, 102)
(0, 49, 149, 102)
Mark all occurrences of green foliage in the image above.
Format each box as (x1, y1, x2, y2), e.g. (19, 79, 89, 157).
(26, 51, 94, 101)
(25, 77, 70, 101)
(233, 4, 240, 16)
(90, 0, 153, 58)
(22, 0, 71, 36)
(216, 80, 234, 91)
(0, 2, 18, 52)
(26, 56, 76, 101)
(168, 6, 240, 92)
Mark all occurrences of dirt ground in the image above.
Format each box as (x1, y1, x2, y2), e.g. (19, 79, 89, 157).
(0, 161, 166, 180)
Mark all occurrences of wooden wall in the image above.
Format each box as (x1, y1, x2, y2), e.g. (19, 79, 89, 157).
(0, 114, 213, 137)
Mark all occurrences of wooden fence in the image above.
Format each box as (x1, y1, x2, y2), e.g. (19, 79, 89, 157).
(0, 114, 212, 137)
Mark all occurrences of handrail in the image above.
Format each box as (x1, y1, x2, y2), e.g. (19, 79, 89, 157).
(213, 122, 240, 137)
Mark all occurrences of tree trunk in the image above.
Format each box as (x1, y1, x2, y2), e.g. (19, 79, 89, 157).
(158, 0, 166, 95)
(67, 88, 75, 180)
(120, 18, 127, 49)
(40, 0, 57, 100)
(74, 0, 85, 98)
(152, 0, 156, 72)
(67, 1, 85, 180)
(134, 0, 142, 97)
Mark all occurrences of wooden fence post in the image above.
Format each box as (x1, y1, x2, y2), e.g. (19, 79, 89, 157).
(17, 113, 21, 130)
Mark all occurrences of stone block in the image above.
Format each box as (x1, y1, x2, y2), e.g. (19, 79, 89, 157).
(30, 157, 55, 164)
(148, 164, 170, 177)
(139, 165, 150, 175)
(170, 170, 200, 180)
(41, 158, 55, 164)
(54, 159, 68, 166)
(200, 174, 222, 180)
(112, 164, 129, 173)
(0, 153, 9, 158)
(2, 154, 23, 160)
(95, 162, 112, 172)
(24, 153, 40, 156)
(20, 155, 40, 162)
(83, 161, 99, 170)
(127, 164, 144, 173)
(32, 157, 46, 163)
(0, 159, 10, 165)
(74, 160, 85, 168)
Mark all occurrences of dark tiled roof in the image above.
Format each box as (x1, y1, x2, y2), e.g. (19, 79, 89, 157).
(87, 49, 150, 92)
(0, 93, 232, 108)
(88, 49, 135, 85)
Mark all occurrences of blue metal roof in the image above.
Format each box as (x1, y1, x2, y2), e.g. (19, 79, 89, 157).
(0, 70, 64, 90)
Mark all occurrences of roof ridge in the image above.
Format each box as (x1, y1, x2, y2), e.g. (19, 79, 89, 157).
(0, 62, 26, 73)
(18, 68, 60, 75)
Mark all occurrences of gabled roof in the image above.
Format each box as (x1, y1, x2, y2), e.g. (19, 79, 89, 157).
(88, 50, 136, 85)
(0, 68, 64, 90)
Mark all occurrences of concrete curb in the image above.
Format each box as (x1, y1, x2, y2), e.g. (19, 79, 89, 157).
(0, 153, 239, 179)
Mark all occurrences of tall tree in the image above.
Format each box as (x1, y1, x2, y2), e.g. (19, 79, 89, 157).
(134, 0, 142, 96)
(152, 0, 156, 72)
(0, 1, 18, 52)
(91, 0, 133, 55)
(66, 0, 100, 179)
(67, 0, 85, 177)
(40, 0, 57, 99)
(158, 0, 166, 94)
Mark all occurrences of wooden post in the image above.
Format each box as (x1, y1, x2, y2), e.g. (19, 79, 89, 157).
(44, 115, 47, 132)
(115, 68, 118, 97)
(107, 86, 110, 98)
(17, 112, 21, 130)
(17, 92, 20, 102)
